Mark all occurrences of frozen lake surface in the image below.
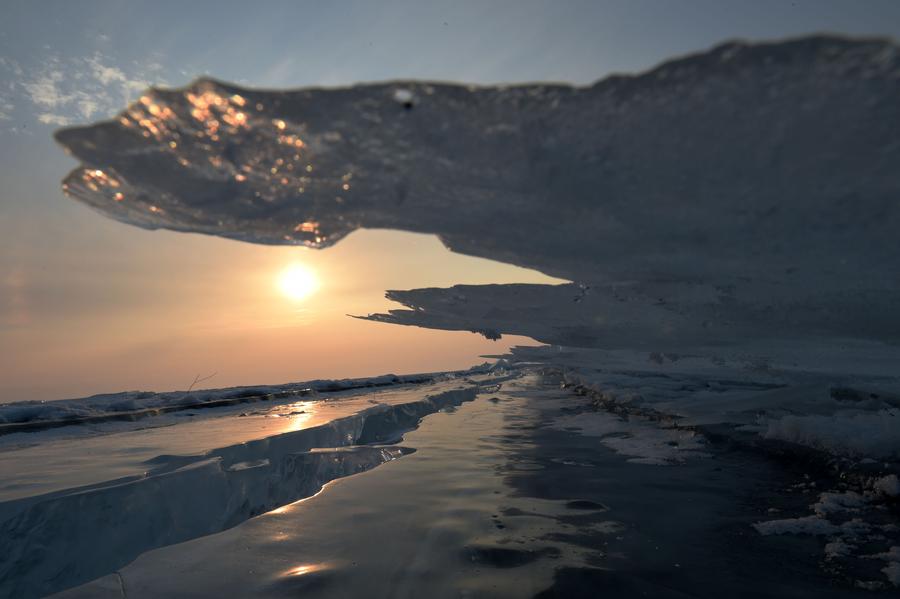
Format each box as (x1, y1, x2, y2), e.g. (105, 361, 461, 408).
(0, 371, 498, 597)
(52, 373, 896, 598)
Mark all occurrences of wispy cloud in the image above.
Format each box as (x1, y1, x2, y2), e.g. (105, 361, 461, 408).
(22, 68, 73, 110)
(37, 113, 70, 126)
(0, 98, 13, 121)
(0, 57, 24, 78)
(0, 60, 20, 121)
(1, 51, 167, 129)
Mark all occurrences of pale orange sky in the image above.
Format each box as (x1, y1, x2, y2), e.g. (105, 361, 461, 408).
(0, 202, 562, 402)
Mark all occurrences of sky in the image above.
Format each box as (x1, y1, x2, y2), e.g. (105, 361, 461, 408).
(1, 0, 899, 402)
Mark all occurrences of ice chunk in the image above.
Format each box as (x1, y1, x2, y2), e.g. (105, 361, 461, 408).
(761, 409, 900, 459)
(54, 36, 900, 354)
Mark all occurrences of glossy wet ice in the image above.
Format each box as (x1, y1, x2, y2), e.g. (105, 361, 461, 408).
(0, 377, 474, 503)
(54, 374, 879, 598)
(0, 376, 500, 598)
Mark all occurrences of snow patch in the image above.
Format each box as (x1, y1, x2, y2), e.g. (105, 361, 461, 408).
(874, 474, 900, 497)
(868, 547, 900, 587)
(550, 412, 708, 466)
(754, 488, 900, 587)
(813, 491, 866, 516)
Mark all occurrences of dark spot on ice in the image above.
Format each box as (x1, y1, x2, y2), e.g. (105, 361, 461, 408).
(403, 100, 414, 110)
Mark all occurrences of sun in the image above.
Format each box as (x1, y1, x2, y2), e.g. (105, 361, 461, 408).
(278, 263, 319, 300)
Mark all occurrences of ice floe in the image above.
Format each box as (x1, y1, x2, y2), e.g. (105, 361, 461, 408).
(54, 36, 900, 355)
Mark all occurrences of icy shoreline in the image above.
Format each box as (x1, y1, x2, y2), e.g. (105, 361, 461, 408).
(0, 364, 498, 434)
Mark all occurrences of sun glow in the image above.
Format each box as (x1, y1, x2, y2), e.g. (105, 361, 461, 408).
(278, 263, 319, 300)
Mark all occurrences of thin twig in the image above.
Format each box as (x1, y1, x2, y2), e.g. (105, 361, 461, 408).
(187, 371, 218, 393)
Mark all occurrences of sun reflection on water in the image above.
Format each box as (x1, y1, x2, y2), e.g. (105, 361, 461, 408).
(283, 563, 331, 578)
(266, 400, 318, 434)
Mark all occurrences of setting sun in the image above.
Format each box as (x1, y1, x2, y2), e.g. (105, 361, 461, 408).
(278, 263, 319, 300)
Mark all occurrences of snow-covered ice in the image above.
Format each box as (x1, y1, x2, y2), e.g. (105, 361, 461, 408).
(548, 411, 708, 465)
(56, 36, 900, 357)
